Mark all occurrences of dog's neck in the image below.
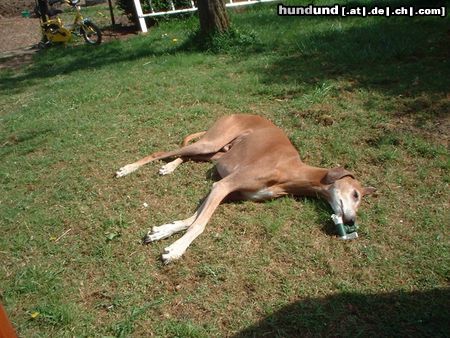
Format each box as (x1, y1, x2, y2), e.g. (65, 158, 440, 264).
(284, 164, 332, 199)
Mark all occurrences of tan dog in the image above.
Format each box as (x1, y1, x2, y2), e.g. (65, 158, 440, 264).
(116, 114, 376, 263)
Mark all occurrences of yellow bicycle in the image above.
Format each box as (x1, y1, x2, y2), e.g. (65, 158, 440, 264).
(35, 0, 102, 47)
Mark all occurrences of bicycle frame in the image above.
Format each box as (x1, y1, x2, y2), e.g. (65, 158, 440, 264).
(72, 4, 84, 30)
(38, 0, 99, 45)
(41, 16, 72, 43)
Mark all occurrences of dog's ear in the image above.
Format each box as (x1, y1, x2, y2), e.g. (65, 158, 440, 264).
(322, 167, 354, 185)
(362, 186, 377, 196)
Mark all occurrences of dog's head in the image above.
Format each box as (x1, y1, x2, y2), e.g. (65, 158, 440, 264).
(323, 167, 376, 224)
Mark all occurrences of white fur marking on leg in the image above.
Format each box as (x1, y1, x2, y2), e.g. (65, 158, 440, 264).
(115, 163, 139, 177)
(145, 213, 197, 243)
(160, 222, 206, 264)
(161, 242, 187, 264)
(147, 221, 187, 242)
(159, 158, 183, 175)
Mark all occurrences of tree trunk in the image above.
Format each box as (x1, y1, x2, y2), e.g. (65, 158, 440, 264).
(197, 0, 230, 35)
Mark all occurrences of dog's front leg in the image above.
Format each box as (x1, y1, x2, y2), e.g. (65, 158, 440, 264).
(144, 212, 198, 243)
(161, 180, 233, 264)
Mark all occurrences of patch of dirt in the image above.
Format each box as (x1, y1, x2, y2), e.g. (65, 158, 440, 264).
(102, 25, 140, 42)
(0, 0, 35, 18)
(0, 0, 139, 70)
(0, 17, 41, 70)
(0, 14, 139, 70)
(0, 17, 41, 53)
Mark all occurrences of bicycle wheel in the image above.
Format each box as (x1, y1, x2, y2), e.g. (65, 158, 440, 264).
(81, 21, 102, 45)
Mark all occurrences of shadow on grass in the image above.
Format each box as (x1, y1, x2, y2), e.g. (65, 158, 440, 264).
(0, 34, 174, 93)
(1, 0, 448, 103)
(233, 288, 450, 337)
(259, 17, 449, 96)
(0, 127, 53, 157)
(249, 2, 450, 129)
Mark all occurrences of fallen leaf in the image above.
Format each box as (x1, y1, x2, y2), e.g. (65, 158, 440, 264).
(105, 232, 120, 241)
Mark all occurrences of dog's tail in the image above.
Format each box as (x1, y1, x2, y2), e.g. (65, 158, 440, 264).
(182, 131, 206, 146)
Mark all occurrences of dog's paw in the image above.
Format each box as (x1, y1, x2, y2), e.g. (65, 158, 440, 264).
(115, 164, 138, 178)
(143, 225, 171, 244)
(159, 163, 176, 175)
(161, 244, 185, 264)
(144, 221, 189, 244)
(158, 158, 183, 175)
(158, 166, 173, 176)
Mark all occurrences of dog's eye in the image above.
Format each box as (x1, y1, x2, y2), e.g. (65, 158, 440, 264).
(353, 191, 359, 200)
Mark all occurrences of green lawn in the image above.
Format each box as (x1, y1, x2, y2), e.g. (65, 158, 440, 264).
(0, 0, 449, 336)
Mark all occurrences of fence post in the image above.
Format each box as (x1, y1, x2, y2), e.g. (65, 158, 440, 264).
(133, 0, 148, 33)
(132, 0, 278, 33)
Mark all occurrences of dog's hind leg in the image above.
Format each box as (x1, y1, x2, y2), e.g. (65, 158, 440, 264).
(115, 130, 240, 177)
(158, 158, 184, 175)
(115, 115, 259, 178)
(115, 151, 167, 177)
(158, 131, 208, 175)
(115, 140, 224, 177)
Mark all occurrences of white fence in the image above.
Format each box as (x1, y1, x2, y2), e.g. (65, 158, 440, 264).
(132, 0, 278, 33)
